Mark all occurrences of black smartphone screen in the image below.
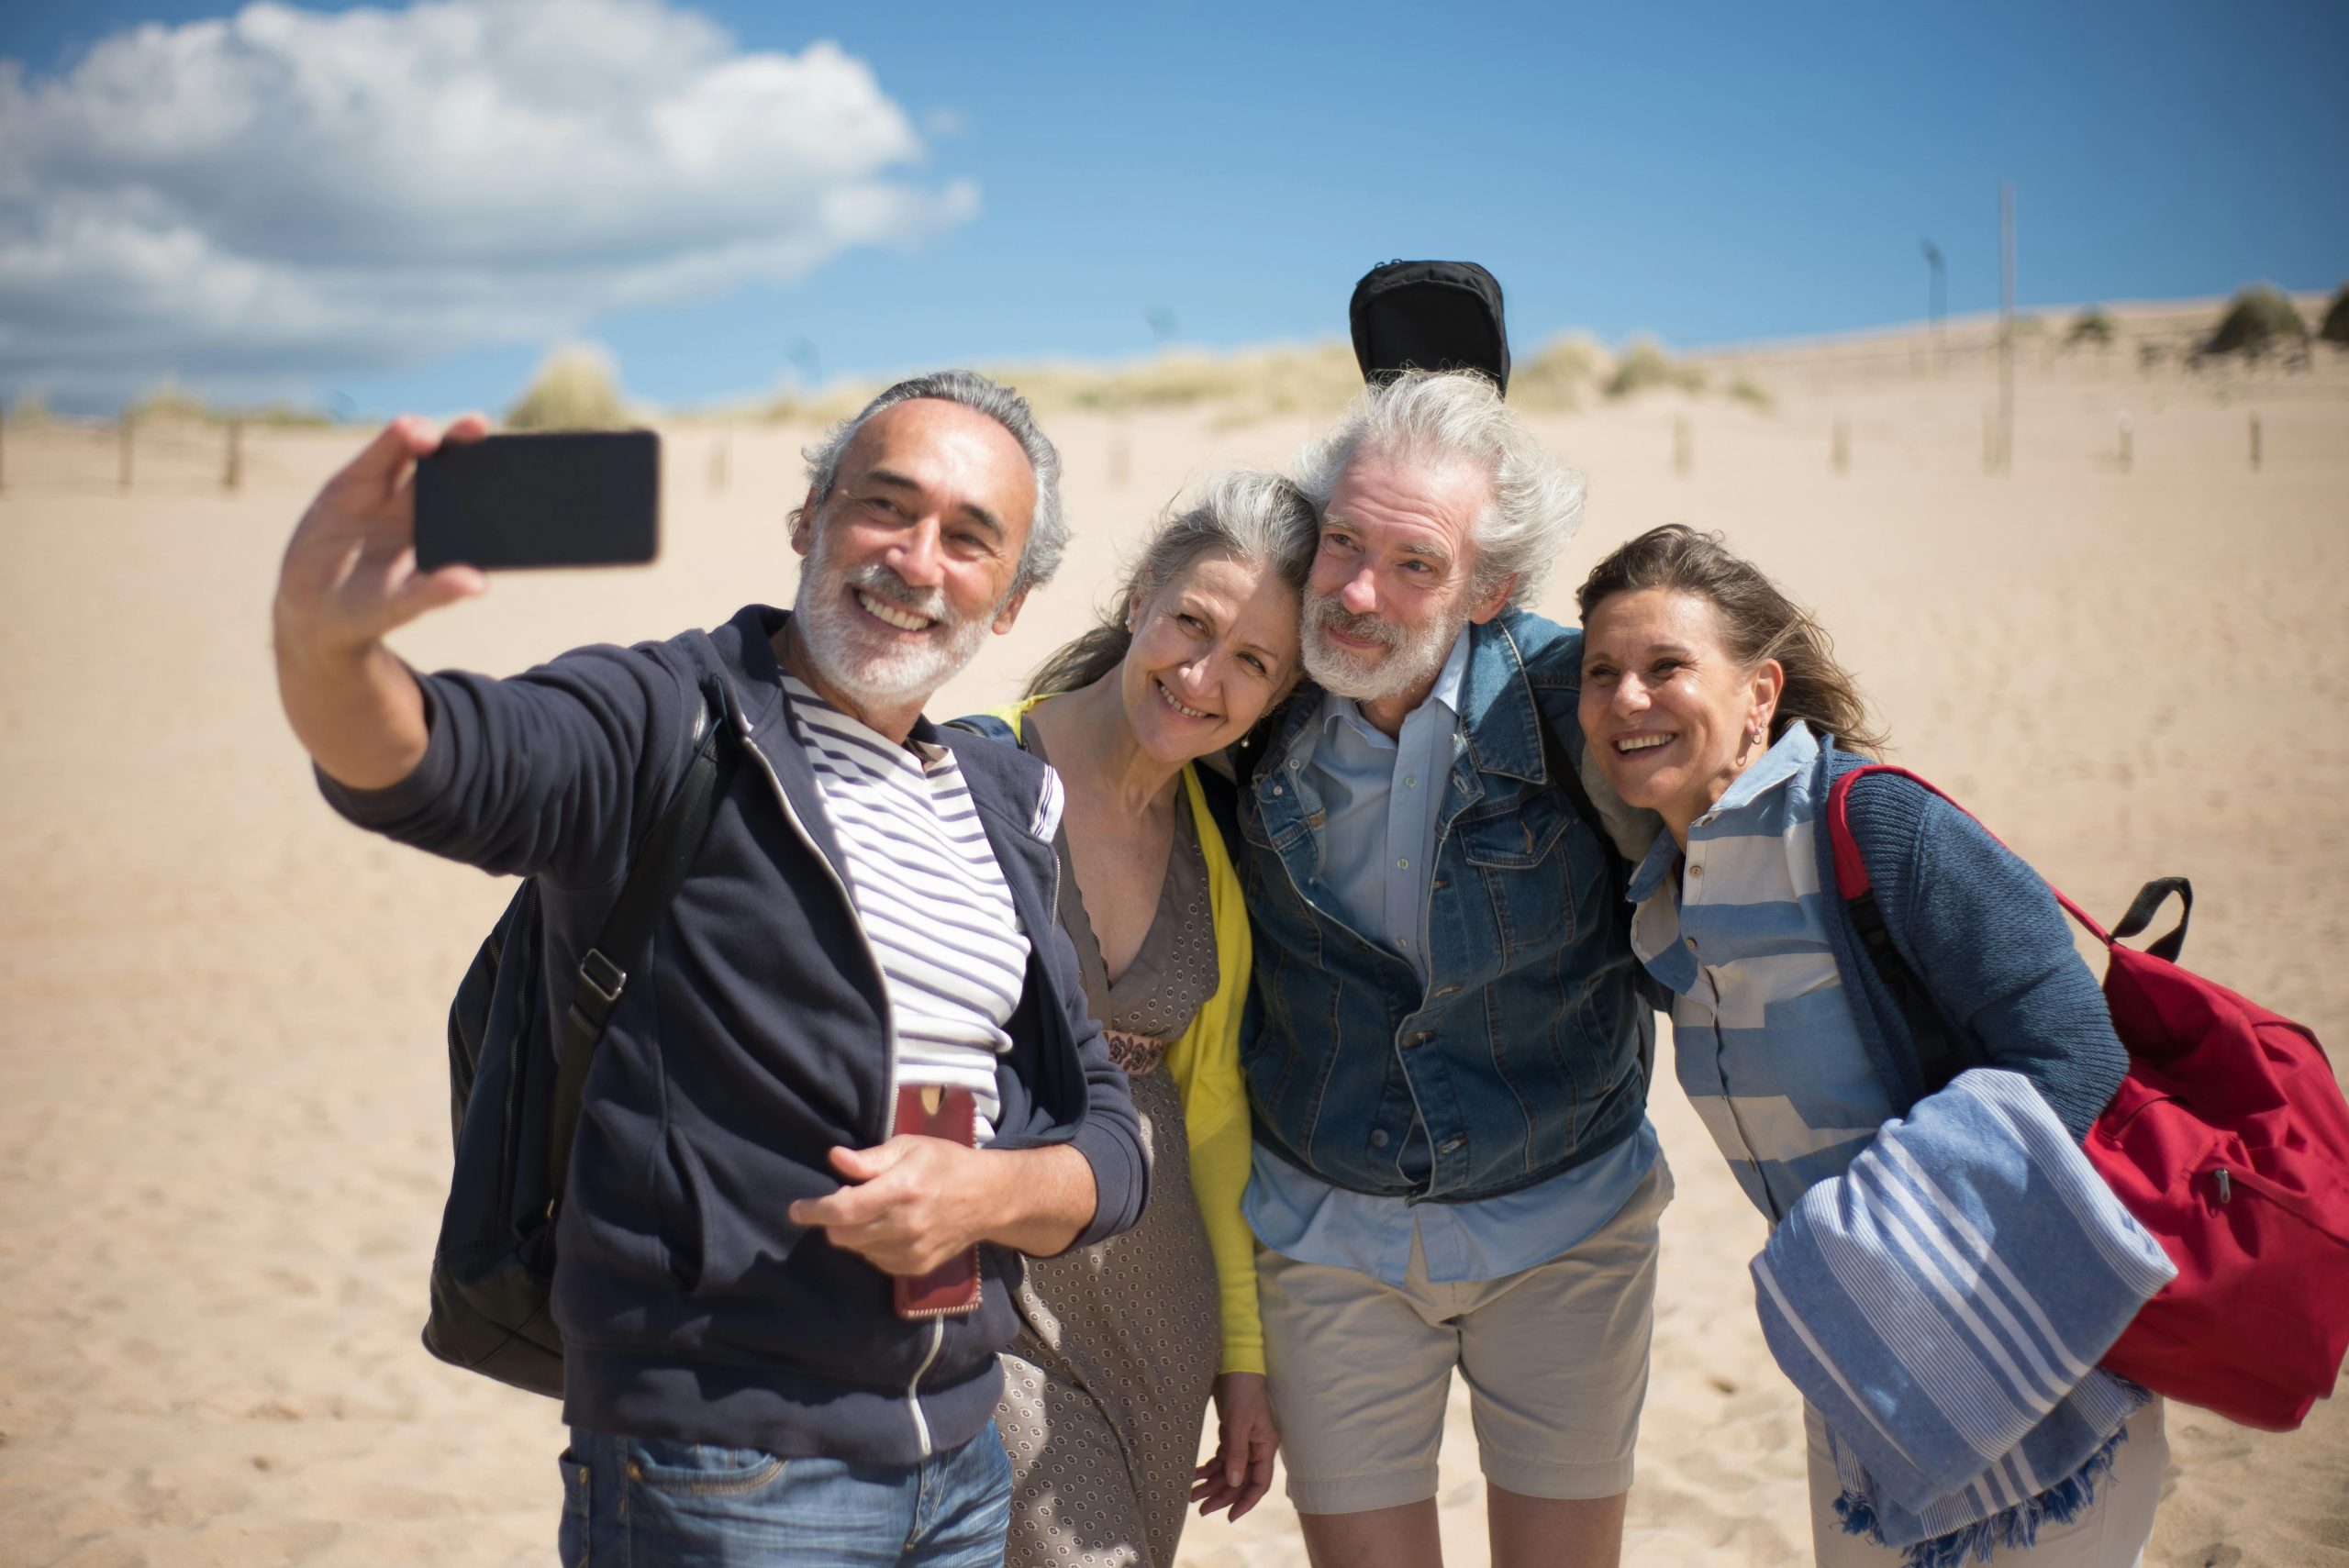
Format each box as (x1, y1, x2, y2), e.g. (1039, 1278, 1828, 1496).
(414, 430, 660, 571)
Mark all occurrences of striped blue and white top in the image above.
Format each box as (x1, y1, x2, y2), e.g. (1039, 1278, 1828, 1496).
(1624, 720, 1893, 1222)
(784, 675, 1032, 1140)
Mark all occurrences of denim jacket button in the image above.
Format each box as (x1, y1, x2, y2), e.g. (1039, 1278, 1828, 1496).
(1370, 1129, 1390, 1148)
(1407, 1030, 1434, 1046)
(1439, 1137, 1465, 1154)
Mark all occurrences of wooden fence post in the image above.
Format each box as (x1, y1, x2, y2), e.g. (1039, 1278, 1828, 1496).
(2249, 412, 2262, 473)
(710, 424, 729, 493)
(223, 418, 245, 492)
(1831, 418, 1849, 475)
(2118, 413, 2132, 474)
(1672, 416, 1692, 477)
(119, 413, 135, 492)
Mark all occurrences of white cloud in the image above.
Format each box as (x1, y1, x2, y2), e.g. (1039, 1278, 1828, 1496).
(0, 0, 976, 401)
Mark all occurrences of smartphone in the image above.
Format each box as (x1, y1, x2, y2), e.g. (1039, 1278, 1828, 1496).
(415, 430, 660, 572)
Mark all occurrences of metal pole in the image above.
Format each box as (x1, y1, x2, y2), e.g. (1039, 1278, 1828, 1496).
(1998, 184, 2016, 474)
(2249, 412, 2262, 473)
(1921, 241, 1945, 376)
(224, 418, 244, 492)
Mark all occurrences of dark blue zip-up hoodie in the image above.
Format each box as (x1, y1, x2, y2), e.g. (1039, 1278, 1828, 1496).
(320, 605, 1148, 1464)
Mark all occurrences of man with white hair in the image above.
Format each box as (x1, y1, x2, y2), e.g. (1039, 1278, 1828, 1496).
(1236, 371, 1664, 1568)
(271, 371, 1146, 1567)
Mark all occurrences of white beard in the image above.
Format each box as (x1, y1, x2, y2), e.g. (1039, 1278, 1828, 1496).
(1301, 590, 1464, 704)
(792, 552, 995, 712)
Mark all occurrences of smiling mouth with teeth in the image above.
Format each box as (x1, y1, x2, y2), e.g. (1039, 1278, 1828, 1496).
(1616, 733, 1677, 754)
(1156, 680, 1213, 720)
(857, 590, 935, 633)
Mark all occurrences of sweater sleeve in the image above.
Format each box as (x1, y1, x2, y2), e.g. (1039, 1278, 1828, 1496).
(315, 640, 701, 892)
(1874, 784, 2130, 1140)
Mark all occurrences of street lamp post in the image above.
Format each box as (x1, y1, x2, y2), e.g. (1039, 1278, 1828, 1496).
(1920, 240, 1946, 375)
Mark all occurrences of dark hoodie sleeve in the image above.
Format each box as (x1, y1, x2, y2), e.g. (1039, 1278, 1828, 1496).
(315, 640, 702, 892)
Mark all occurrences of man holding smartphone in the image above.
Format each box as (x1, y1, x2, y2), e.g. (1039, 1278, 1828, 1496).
(272, 372, 1148, 1567)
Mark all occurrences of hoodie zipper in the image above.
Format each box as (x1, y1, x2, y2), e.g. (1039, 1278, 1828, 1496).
(732, 705, 902, 1141)
(905, 1318, 945, 1459)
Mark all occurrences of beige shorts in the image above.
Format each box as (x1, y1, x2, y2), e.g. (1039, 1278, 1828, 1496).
(1257, 1158, 1672, 1515)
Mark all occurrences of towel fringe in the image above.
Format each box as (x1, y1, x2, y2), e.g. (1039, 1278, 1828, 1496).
(1835, 1423, 2131, 1567)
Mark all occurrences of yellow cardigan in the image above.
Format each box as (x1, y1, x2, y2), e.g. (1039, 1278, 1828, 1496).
(989, 698, 1263, 1376)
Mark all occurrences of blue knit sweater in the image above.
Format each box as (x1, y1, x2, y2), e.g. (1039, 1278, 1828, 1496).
(1812, 741, 2128, 1140)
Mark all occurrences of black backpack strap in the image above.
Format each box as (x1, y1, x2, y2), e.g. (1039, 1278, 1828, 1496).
(2110, 876, 2192, 963)
(546, 675, 740, 1206)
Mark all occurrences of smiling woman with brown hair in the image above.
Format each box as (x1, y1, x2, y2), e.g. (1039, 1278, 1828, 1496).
(1575, 523, 2165, 1568)
(957, 470, 1317, 1568)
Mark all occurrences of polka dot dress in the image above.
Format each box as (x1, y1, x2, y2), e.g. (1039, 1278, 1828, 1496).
(998, 739, 1224, 1568)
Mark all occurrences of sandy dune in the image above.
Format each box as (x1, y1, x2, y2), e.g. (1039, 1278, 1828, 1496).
(3, 327, 2345, 1566)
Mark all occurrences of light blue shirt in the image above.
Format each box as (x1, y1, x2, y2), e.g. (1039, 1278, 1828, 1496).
(1625, 720, 1893, 1223)
(1245, 628, 1660, 1285)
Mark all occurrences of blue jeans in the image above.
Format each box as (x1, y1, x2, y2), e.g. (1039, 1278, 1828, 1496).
(558, 1423, 1013, 1567)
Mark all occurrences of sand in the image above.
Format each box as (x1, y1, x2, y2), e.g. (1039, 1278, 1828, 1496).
(3, 320, 2345, 1566)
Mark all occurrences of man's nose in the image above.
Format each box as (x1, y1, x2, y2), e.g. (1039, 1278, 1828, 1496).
(887, 519, 946, 586)
(1337, 568, 1379, 615)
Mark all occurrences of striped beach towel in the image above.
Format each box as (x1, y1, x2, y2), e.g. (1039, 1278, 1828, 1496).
(1751, 1069, 2176, 1564)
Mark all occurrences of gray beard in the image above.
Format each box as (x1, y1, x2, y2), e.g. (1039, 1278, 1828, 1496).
(1300, 593, 1464, 704)
(791, 558, 994, 712)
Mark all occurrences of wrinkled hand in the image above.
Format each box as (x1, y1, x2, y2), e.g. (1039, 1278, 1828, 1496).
(273, 414, 490, 660)
(787, 1138, 988, 1277)
(1191, 1370, 1279, 1520)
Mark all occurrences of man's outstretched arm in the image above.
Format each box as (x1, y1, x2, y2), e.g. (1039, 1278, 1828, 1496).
(272, 415, 488, 789)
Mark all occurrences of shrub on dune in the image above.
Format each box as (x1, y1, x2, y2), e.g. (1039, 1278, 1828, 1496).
(507, 344, 630, 430)
(2201, 285, 2309, 359)
(2321, 284, 2349, 347)
(1513, 335, 1611, 411)
(2065, 309, 2116, 348)
(1605, 338, 1707, 400)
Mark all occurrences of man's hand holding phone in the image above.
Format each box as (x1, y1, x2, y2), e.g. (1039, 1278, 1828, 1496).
(273, 415, 493, 791)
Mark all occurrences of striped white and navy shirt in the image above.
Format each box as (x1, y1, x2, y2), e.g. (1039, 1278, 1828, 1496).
(1624, 720, 1894, 1222)
(783, 675, 1032, 1140)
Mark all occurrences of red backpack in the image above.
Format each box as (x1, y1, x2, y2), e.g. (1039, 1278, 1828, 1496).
(1828, 765, 2349, 1432)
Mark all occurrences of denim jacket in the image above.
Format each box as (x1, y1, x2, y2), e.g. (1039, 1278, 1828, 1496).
(1239, 609, 1653, 1203)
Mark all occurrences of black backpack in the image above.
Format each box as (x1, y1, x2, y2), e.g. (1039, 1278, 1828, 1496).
(424, 674, 739, 1396)
(1348, 260, 1511, 395)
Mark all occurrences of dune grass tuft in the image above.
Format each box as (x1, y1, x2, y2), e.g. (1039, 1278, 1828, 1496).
(2065, 309, 2117, 347)
(1605, 338, 1707, 400)
(1513, 335, 1611, 411)
(2202, 285, 2310, 358)
(507, 343, 631, 430)
(2321, 284, 2349, 347)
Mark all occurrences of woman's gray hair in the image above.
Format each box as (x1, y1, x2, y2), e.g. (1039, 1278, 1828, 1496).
(1024, 469, 1318, 698)
(1293, 369, 1585, 608)
(798, 369, 1068, 596)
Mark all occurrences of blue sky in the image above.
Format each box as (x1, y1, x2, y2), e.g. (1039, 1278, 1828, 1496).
(4, 0, 2343, 414)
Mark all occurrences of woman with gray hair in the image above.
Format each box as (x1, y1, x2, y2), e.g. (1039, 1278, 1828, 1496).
(957, 470, 1317, 1568)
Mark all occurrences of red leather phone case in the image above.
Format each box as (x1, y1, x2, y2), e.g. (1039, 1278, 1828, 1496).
(890, 1084, 983, 1319)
